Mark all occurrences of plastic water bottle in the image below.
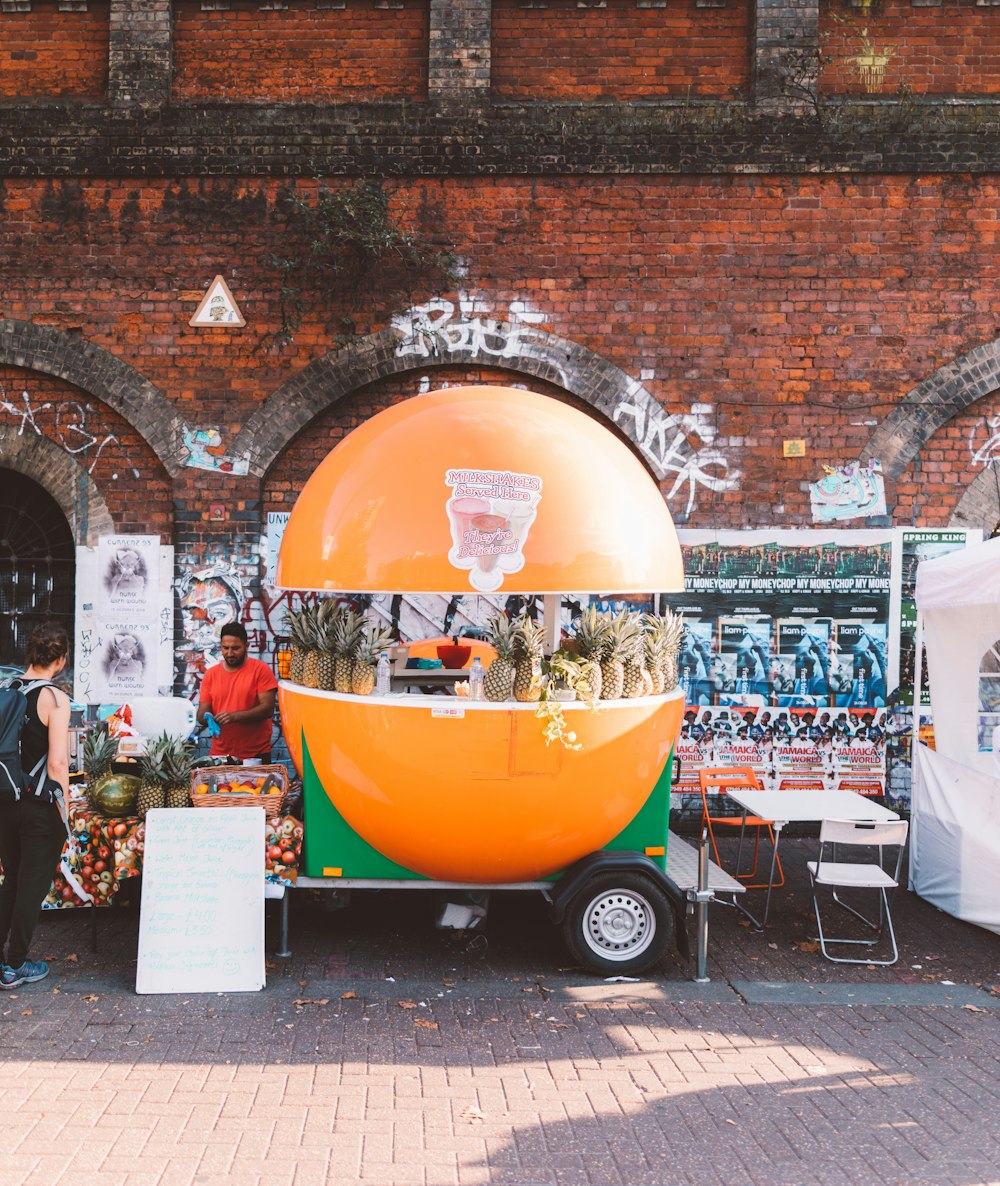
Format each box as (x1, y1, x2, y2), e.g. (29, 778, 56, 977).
(468, 657, 485, 701)
(376, 652, 392, 696)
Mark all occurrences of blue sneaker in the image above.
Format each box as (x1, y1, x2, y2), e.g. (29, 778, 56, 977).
(1, 960, 49, 989)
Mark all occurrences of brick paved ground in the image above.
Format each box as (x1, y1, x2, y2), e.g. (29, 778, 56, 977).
(1, 837, 998, 1186)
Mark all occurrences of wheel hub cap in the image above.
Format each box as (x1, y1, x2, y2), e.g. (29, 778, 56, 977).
(586, 891, 654, 958)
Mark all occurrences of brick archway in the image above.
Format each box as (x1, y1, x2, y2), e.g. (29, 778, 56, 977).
(951, 464, 1000, 535)
(0, 429, 115, 546)
(231, 308, 740, 519)
(860, 340, 1000, 480)
(859, 339, 1000, 533)
(0, 319, 186, 477)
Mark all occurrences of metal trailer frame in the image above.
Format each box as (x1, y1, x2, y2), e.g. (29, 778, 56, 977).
(274, 830, 745, 982)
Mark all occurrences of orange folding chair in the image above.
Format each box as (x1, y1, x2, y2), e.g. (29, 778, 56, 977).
(697, 766, 784, 889)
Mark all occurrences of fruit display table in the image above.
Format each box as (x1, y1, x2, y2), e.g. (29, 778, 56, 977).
(0, 802, 304, 910)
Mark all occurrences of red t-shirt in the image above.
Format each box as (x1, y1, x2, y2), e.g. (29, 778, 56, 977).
(199, 656, 278, 759)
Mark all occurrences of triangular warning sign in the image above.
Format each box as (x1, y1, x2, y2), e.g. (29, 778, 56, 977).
(189, 275, 246, 328)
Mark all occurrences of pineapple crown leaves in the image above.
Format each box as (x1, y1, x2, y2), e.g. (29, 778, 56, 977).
(83, 724, 117, 778)
(297, 603, 322, 647)
(605, 609, 645, 660)
(315, 599, 344, 650)
(512, 614, 544, 661)
(355, 621, 396, 665)
(644, 610, 684, 654)
(573, 605, 611, 661)
(486, 613, 519, 660)
(332, 609, 366, 658)
(140, 731, 195, 786)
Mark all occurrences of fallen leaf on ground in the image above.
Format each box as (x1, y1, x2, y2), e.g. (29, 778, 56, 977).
(64, 954, 78, 963)
(398, 1000, 417, 1009)
(767, 943, 778, 950)
(293, 998, 330, 1007)
(461, 1106, 485, 1123)
(21, 1009, 32, 1016)
(415, 1019, 438, 1029)
(796, 941, 820, 954)
(83, 994, 99, 1002)
(962, 1004, 988, 1013)
(340, 991, 357, 1000)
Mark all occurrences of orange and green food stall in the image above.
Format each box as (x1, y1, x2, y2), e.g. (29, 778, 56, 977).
(276, 385, 689, 974)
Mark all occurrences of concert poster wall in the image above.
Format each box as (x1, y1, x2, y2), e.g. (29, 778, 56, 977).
(673, 530, 895, 796)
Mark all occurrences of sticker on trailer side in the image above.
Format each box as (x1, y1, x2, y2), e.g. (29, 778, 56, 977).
(431, 704, 466, 718)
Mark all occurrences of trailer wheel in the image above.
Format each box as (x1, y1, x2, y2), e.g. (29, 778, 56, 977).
(561, 872, 673, 975)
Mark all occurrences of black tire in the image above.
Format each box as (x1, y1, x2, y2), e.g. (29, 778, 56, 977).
(561, 871, 673, 975)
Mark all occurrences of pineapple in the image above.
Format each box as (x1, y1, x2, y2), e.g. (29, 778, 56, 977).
(643, 632, 666, 695)
(351, 621, 396, 695)
(333, 609, 364, 693)
(621, 611, 648, 699)
(300, 604, 323, 689)
(136, 732, 170, 820)
(82, 726, 118, 812)
(286, 607, 310, 685)
(573, 605, 609, 702)
(164, 736, 195, 809)
(484, 614, 517, 702)
(315, 600, 342, 692)
(645, 610, 684, 692)
(600, 610, 643, 700)
(513, 614, 544, 703)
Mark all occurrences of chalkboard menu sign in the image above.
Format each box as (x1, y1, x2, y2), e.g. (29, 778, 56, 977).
(136, 807, 265, 994)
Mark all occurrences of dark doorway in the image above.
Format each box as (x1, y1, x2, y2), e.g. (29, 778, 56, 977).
(0, 468, 75, 670)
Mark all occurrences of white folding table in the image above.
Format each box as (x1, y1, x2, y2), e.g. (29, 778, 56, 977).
(725, 789, 900, 929)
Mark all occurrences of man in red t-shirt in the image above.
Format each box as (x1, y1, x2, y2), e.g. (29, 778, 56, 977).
(197, 623, 278, 761)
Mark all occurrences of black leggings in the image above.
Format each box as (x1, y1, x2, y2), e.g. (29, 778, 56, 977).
(0, 797, 66, 968)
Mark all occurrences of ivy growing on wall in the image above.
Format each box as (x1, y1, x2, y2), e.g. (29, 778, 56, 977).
(267, 177, 458, 351)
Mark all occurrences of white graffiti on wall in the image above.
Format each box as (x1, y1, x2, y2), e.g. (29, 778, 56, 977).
(392, 296, 569, 385)
(612, 393, 741, 517)
(969, 414, 1000, 468)
(393, 299, 739, 517)
(0, 380, 140, 478)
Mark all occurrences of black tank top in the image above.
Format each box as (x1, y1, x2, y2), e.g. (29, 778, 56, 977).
(20, 682, 55, 775)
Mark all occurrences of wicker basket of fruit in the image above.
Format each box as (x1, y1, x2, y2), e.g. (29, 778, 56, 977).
(190, 764, 289, 813)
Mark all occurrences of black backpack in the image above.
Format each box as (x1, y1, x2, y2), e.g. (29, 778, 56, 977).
(0, 678, 57, 802)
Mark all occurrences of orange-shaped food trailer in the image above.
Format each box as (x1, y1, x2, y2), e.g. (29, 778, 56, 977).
(277, 386, 688, 973)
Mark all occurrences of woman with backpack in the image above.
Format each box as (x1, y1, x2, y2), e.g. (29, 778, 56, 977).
(0, 621, 71, 990)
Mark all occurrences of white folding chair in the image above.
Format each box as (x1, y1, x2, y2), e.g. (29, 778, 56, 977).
(807, 818, 908, 966)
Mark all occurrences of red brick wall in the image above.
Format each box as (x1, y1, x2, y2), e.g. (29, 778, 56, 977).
(4, 173, 1000, 530)
(0, 1, 109, 100)
(820, 2, 1000, 96)
(492, 0, 751, 99)
(893, 404, 999, 527)
(172, 0, 429, 103)
(0, 367, 173, 539)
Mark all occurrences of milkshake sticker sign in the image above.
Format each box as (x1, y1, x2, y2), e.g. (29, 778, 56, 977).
(445, 468, 542, 592)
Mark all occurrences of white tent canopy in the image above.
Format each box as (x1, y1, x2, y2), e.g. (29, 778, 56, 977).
(912, 534, 1000, 935)
(915, 534, 1000, 771)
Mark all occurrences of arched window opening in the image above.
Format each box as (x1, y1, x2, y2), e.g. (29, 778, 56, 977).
(977, 639, 1000, 752)
(0, 469, 75, 673)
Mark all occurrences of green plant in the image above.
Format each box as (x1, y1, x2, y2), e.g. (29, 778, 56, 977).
(533, 651, 600, 751)
(267, 177, 459, 350)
